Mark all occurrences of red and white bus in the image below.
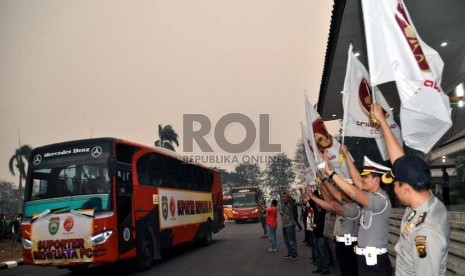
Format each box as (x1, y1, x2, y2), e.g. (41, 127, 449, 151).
(231, 187, 262, 223)
(222, 195, 233, 221)
(21, 138, 224, 271)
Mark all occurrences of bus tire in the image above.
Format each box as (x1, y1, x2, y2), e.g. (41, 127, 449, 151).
(202, 222, 213, 246)
(137, 230, 155, 270)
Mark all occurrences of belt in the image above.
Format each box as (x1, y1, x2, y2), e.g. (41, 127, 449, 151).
(335, 234, 358, 244)
(354, 246, 387, 256)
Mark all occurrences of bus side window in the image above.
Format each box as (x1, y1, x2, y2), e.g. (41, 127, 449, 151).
(137, 155, 149, 185)
(149, 154, 167, 187)
(182, 163, 194, 190)
(161, 157, 176, 189)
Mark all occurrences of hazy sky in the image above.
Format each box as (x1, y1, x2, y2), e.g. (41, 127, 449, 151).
(0, 0, 337, 186)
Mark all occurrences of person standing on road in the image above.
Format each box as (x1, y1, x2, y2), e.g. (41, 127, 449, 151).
(372, 102, 450, 276)
(308, 178, 360, 276)
(0, 213, 6, 242)
(307, 190, 331, 275)
(260, 199, 278, 252)
(281, 191, 298, 260)
(323, 151, 392, 276)
(10, 214, 20, 251)
(292, 198, 303, 232)
(259, 199, 268, 238)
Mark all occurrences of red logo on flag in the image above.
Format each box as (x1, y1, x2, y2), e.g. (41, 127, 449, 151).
(395, 1, 430, 71)
(358, 79, 389, 119)
(312, 119, 333, 153)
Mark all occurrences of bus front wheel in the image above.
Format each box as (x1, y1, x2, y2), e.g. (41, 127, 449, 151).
(137, 230, 155, 270)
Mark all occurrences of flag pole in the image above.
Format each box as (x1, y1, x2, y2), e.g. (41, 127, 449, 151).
(371, 84, 378, 124)
(340, 43, 353, 165)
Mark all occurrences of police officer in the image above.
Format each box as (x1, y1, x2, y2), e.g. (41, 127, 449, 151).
(322, 152, 392, 276)
(307, 177, 360, 276)
(372, 102, 450, 275)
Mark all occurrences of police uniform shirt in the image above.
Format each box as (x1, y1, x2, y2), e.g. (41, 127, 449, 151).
(335, 202, 361, 238)
(395, 193, 450, 276)
(358, 189, 391, 248)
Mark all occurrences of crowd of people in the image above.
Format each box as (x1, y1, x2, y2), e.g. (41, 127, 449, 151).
(0, 213, 23, 251)
(257, 102, 451, 276)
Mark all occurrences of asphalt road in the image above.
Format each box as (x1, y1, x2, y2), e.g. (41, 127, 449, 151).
(1, 221, 337, 276)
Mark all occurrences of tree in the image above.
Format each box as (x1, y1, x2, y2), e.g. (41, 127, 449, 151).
(264, 153, 295, 203)
(0, 180, 19, 214)
(234, 163, 263, 187)
(154, 124, 179, 151)
(8, 144, 32, 212)
(217, 168, 243, 195)
(293, 139, 311, 186)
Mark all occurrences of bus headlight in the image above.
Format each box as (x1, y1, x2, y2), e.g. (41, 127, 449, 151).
(232, 210, 238, 215)
(22, 238, 32, 250)
(91, 230, 113, 246)
(251, 208, 258, 214)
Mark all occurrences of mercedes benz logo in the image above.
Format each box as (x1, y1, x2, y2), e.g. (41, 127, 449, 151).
(91, 146, 103, 158)
(33, 154, 42, 165)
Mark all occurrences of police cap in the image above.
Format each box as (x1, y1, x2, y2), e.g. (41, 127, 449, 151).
(392, 155, 431, 189)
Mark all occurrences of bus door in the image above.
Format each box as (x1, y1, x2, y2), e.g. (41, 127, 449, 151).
(116, 166, 135, 255)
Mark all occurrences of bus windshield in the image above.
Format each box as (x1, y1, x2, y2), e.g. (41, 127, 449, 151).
(232, 193, 258, 207)
(24, 162, 112, 216)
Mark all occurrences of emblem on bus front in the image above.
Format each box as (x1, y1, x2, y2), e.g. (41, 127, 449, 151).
(123, 228, 131, 241)
(64, 216, 74, 232)
(91, 146, 102, 157)
(169, 197, 176, 218)
(33, 154, 42, 165)
(161, 196, 168, 220)
(49, 217, 60, 235)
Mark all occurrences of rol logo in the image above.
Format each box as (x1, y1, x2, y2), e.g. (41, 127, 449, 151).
(161, 196, 168, 220)
(64, 216, 74, 232)
(49, 217, 60, 235)
(169, 197, 176, 218)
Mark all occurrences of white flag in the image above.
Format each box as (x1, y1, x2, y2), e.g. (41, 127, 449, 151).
(305, 92, 323, 166)
(342, 44, 402, 160)
(305, 97, 349, 178)
(361, 0, 451, 153)
(300, 122, 317, 179)
(361, 0, 422, 86)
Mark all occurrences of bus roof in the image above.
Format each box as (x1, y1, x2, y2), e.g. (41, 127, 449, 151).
(31, 137, 218, 172)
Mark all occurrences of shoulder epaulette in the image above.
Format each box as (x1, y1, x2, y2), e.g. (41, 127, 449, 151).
(415, 212, 427, 227)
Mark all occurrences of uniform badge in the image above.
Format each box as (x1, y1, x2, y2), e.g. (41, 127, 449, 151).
(406, 210, 416, 221)
(415, 235, 427, 258)
(402, 222, 415, 235)
(415, 212, 427, 226)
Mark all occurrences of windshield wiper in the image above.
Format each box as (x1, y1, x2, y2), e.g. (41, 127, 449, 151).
(31, 207, 70, 223)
